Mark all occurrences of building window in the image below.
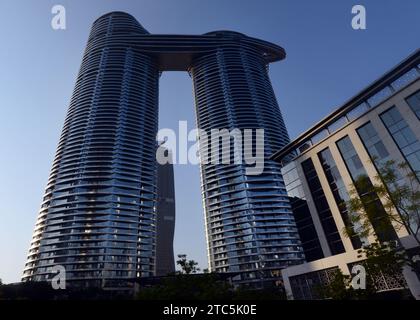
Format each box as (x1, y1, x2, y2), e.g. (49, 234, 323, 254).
(357, 120, 409, 191)
(298, 141, 312, 154)
(357, 121, 411, 186)
(380, 106, 420, 179)
(311, 129, 328, 145)
(328, 117, 348, 134)
(289, 267, 340, 300)
(357, 122, 391, 166)
(367, 86, 393, 107)
(318, 148, 362, 249)
(281, 162, 324, 262)
(391, 68, 419, 91)
(346, 102, 369, 121)
(336, 136, 397, 242)
(406, 90, 420, 120)
(301, 158, 345, 255)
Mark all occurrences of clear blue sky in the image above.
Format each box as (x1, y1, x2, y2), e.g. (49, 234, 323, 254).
(0, 0, 418, 283)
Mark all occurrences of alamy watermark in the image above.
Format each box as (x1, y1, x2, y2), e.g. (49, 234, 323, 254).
(51, 4, 66, 30)
(51, 265, 66, 289)
(156, 121, 265, 175)
(50, 5, 367, 32)
(351, 265, 366, 290)
(351, 4, 367, 30)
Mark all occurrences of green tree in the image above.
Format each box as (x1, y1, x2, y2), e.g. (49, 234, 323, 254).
(135, 273, 288, 300)
(136, 254, 287, 300)
(345, 160, 420, 275)
(317, 242, 408, 300)
(346, 160, 420, 245)
(137, 273, 233, 300)
(176, 254, 200, 274)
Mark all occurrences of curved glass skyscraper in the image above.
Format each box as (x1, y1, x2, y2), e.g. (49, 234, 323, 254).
(192, 33, 303, 288)
(22, 13, 160, 287)
(23, 11, 303, 288)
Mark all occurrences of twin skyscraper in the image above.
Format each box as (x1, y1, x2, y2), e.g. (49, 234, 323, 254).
(23, 11, 304, 289)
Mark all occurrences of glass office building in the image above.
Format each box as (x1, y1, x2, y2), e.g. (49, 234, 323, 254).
(23, 11, 303, 288)
(273, 50, 420, 299)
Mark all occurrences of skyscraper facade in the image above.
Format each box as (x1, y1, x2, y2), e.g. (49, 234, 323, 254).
(23, 11, 303, 288)
(22, 13, 159, 288)
(191, 33, 304, 288)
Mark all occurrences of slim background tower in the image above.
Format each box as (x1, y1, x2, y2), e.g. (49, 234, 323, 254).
(155, 149, 176, 276)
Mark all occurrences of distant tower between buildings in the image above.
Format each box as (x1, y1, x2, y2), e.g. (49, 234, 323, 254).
(156, 149, 176, 276)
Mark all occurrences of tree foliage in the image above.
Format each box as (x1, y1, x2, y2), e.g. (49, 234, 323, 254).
(346, 160, 420, 245)
(137, 254, 287, 300)
(176, 254, 200, 274)
(317, 242, 410, 300)
(137, 273, 232, 300)
(322, 159, 420, 299)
